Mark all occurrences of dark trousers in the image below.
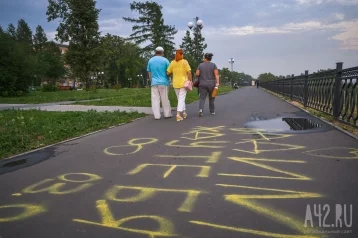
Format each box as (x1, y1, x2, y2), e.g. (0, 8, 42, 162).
(199, 84, 215, 113)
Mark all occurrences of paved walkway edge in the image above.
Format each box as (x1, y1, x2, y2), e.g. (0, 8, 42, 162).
(1, 116, 148, 161)
(262, 88, 358, 141)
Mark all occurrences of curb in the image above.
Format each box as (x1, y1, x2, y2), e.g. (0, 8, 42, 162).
(1, 115, 149, 161)
(262, 89, 358, 140)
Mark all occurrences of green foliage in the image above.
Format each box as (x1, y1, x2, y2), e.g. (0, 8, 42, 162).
(16, 19, 33, 46)
(0, 33, 34, 96)
(41, 83, 58, 92)
(0, 26, 4, 35)
(6, 24, 17, 39)
(47, 0, 101, 87)
(218, 67, 254, 86)
(123, 1, 177, 59)
(33, 25, 48, 52)
(257, 72, 278, 82)
(0, 109, 146, 159)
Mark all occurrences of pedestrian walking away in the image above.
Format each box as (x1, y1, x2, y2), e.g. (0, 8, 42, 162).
(167, 48, 192, 122)
(147, 46, 172, 120)
(196, 53, 220, 116)
(256, 79, 260, 88)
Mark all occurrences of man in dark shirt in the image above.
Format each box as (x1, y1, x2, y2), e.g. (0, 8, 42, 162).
(196, 53, 220, 116)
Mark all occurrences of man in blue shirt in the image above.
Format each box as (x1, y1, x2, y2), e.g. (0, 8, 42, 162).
(147, 46, 172, 119)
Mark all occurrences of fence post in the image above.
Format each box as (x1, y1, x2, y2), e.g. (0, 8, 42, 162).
(304, 70, 309, 107)
(290, 74, 294, 100)
(282, 77, 285, 95)
(333, 62, 343, 118)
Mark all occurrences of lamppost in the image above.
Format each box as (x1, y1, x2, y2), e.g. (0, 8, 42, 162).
(137, 74, 144, 88)
(188, 17, 204, 69)
(128, 78, 132, 88)
(228, 58, 235, 87)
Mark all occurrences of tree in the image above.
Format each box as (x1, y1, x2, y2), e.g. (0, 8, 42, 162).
(33, 25, 48, 52)
(46, 0, 101, 88)
(0, 26, 4, 35)
(16, 19, 33, 46)
(123, 1, 177, 58)
(0, 33, 35, 96)
(218, 68, 232, 84)
(180, 30, 194, 55)
(6, 24, 16, 39)
(257, 72, 278, 82)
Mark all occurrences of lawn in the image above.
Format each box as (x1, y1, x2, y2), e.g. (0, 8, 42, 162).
(0, 89, 122, 104)
(0, 109, 146, 160)
(73, 86, 235, 107)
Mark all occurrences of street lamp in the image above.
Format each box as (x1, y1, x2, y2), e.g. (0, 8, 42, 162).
(228, 58, 235, 87)
(188, 17, 204, 71)
(137, 74, 144, 88)
(228, 58, 235, 72)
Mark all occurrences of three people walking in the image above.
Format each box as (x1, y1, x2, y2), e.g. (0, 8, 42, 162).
(147, 46, 218, 121)
(196, 53, 220, 116)
(147, 46, 172, 119)
(167, 49, 192, 121)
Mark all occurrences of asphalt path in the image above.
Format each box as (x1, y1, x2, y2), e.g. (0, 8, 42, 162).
(1, 87, 357, 238)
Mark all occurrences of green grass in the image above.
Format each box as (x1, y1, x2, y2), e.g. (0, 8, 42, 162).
(73, 86, 235, 107)
(0, 109, 146, 160)
(0, 89, 122, 104)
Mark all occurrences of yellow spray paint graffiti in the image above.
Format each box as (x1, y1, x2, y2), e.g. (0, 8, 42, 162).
(127, 164, 211, 178)
(156, 152, 222, 163)
(0, 203, 46, 223)
(105, 185, 206, 212)
(165, 140, 229, 148)
(233, 140, 305, 154)
(104, 138, 158, 156)
(218, 157, 311, 180)
(230, 128, 293, 141)
(180, 126, 226, 141)
(304, 147, 358, 160)
(189, 221, 320, 238)
(73, 200, 177, 238)
(22, 173, 102, 195)
(189, 184, 324, 238)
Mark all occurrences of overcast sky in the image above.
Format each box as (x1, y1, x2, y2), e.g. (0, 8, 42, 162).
(1, 0, 357, 78)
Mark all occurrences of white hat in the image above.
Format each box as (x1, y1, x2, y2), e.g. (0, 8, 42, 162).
(155, 46, 164, 52)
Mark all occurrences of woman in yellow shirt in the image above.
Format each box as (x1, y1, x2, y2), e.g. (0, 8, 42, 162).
(167, 49, 192, 121)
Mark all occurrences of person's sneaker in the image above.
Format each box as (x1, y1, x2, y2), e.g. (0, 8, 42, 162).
(198, 110, 203, 117)
(210, 112, 215, 115)
(183, 112, 187, 118)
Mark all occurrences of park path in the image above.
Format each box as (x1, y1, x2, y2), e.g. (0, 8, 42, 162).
(0, 99, 159, 114)
(0, 87, 357, 238)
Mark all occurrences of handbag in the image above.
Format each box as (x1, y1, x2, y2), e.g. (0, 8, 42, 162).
(184, 80, 193, 91)
(193, 77, 199, 87)
(181, 60, 193, 91)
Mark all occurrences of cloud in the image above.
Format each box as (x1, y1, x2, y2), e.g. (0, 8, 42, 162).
(333, 13, 345, 20)
(296, 0, 358, 4)
(205, 20, 358, 50)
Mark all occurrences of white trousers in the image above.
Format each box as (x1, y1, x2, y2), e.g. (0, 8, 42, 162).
(151, 85, 172, 119)
(175, 88, 187, 112)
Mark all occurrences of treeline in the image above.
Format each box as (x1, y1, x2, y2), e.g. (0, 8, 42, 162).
(0, 20, 66, 96)
(257, 68, 335, 83)
(1, 0, 255, 96)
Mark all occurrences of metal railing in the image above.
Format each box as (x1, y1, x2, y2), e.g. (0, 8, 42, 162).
(261, 63, 358, 127)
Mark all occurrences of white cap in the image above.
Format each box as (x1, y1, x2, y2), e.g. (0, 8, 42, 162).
(155, 46, 164, 52)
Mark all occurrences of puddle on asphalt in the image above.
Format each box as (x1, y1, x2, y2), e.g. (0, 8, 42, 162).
(244, 117, 324, 132)
(2, 159, 27, 167)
